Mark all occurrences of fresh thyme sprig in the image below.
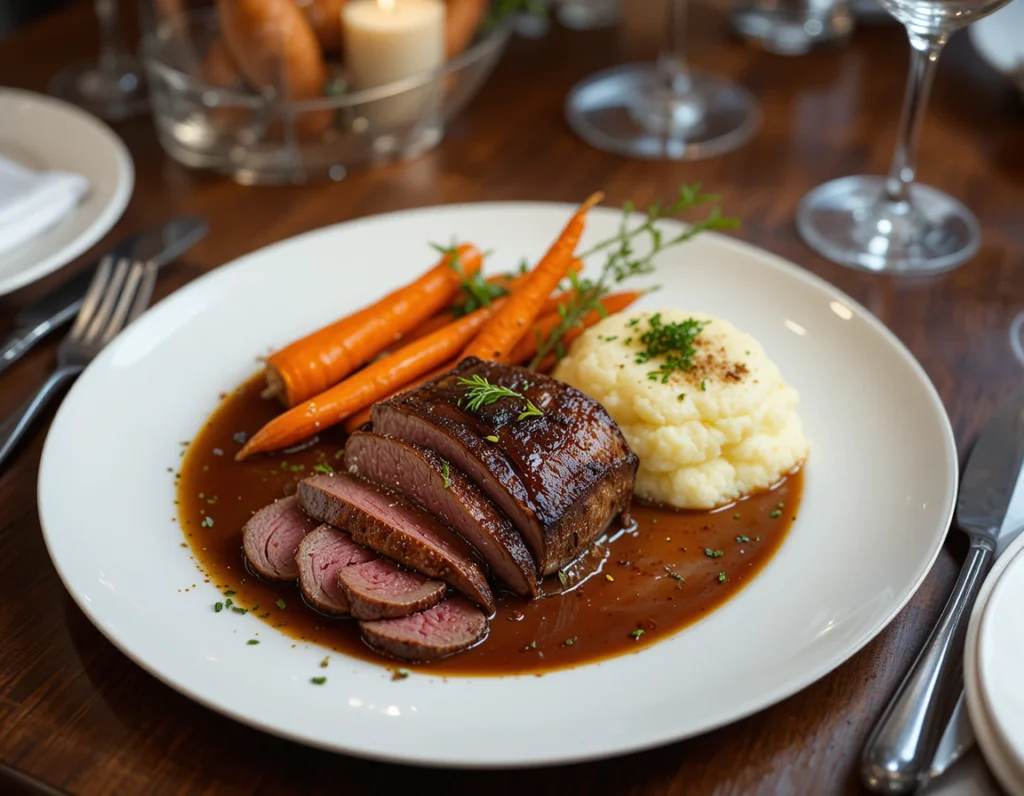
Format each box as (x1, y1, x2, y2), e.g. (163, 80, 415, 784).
(432, 241, 509, 318)
(457, 374, 544, 420)
(529, 183, 738, 369)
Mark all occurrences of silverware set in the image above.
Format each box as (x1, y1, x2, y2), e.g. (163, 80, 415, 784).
(862, 389, 1024, 792)
(0, 217, 207, 472)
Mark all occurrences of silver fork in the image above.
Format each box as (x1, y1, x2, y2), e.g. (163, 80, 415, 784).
(0, 256, 158, 471)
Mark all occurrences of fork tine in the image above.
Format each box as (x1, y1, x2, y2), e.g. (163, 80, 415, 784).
(83, 258, 130, 345)
(100, 261, 146, 346)
(68, 256, 114, 341)
(126, 261, 158, 325)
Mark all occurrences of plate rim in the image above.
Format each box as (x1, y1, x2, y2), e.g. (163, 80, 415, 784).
(0, 87, 135, 297)
(36, 201, 959, 768)
(965, 533, 1024, 795)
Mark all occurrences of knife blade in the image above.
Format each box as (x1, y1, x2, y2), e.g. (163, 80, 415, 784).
(863, 388, 1024, 793)
(0, 217, 208, 377)
(929, 693, 976, 780)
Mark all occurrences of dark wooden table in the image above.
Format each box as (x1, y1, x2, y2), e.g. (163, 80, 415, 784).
(1, 2, 1022, 794)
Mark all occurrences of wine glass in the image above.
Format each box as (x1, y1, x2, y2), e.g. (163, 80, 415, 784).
(49, 0, 149, 121)
(796, 0, 1013, 274)
(564, 0, 761, 160)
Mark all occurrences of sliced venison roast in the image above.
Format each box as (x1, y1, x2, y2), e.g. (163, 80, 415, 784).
(338, 559, 447, 621)
(298, 472, 495, 612)
(344, 432, 539, 598)
(242, 495, 319, 581)
(371, 357, 638, 574)
(359, 596, 488, 662)
(296, 525, 376, 615)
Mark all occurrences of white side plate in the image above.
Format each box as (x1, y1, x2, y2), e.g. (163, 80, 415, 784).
(38, 203, 957, 767)
(0, 88, 134, 296)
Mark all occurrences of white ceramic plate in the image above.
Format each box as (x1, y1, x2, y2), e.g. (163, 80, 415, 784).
(970, 0, 1024, 96)
(0, 88, 134, 296)
(38, 203, 958, 768)
(966, 532, 1024, 796)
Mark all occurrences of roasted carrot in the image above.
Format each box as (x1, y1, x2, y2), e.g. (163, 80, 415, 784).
(239, 303, 500, 459)
(341, 361, 456, 433)
(345, 290, 637, 434)
(382, 275, 577, 358)
(506, 291, 644, 365)
(265, 243, 482, 407)
(461, 195, 603, 362)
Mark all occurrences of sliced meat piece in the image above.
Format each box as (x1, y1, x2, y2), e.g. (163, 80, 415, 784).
(296, 525, 376, 615)
(338, 559, 447, 621)
(359, 597, 488, 662)
(371, 357, 638, 575)
(345, 431, 539, 598)
(242, 495, 319, 581)
(297, 473, 495, 612)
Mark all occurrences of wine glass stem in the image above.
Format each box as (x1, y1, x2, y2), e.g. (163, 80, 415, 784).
(96, 0, 124, 73)
(884, 30, 947, 207)
(659, 0, 693, 94)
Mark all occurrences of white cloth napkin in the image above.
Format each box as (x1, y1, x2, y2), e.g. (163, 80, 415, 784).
(0, 153, 89, 259)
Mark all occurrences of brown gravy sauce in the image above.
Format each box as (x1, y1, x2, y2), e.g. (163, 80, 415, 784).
(177, 375, 802, 676)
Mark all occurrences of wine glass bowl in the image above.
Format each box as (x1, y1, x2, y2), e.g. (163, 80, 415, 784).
(797, 0, 1013, 274)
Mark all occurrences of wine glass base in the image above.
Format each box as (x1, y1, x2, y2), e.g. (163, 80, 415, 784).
(565, 64, 761, 160)
(797, 176, 981, 275)
(730, 2, 854, 55)
(50, 56, 149, 122)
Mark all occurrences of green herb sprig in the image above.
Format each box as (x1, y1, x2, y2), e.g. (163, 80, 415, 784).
(457, 374, 543, 420)
(433, 242, 508, 318)
(529, 184, 737, 369)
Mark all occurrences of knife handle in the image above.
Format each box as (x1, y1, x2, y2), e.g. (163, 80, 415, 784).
(861, 541, 995, 793)
(0, 366, 81, 471)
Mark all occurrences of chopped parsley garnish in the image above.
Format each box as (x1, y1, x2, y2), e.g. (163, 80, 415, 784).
(276, 598, 287, 609)
(214, 602, 224, 613)
(633, 313, 708, 384)
(777, 502, 785, 508)
(677, 393, 686, 401)
(310, 677, 327, 685)
(704, 548, 724, 558)
(457, 374, 544, 420)
(669, 571, 684, 582)
(770, 510, 783, 518)
(630, 629, 645, 640)
(393, 668, 411, 680)
(718, 572, 727, 582)
(440, 459, 452, 490)
(736, 535, 750, 544)
(231, 606, 248, 614)
(557, 570, 568, 586)
(700, 379, 708, 391)
(755, 536, 761, 542)
(224, 589, 236, 597)
(564, 638, 575, 646)
(247, 639, 259, 645)
(313, 462, 334, 475)
(525, 641, 537, 650)
(200, 516, 214, 528)
(224, 598, 233, 609)
(485, 434, 500, 443)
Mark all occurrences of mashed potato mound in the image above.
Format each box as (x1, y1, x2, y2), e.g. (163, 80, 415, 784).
(553, 309, 809, 509)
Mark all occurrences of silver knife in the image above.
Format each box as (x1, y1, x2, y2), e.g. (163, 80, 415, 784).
(0, 217, 208, 377)
(862, 388, 1024, 793)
